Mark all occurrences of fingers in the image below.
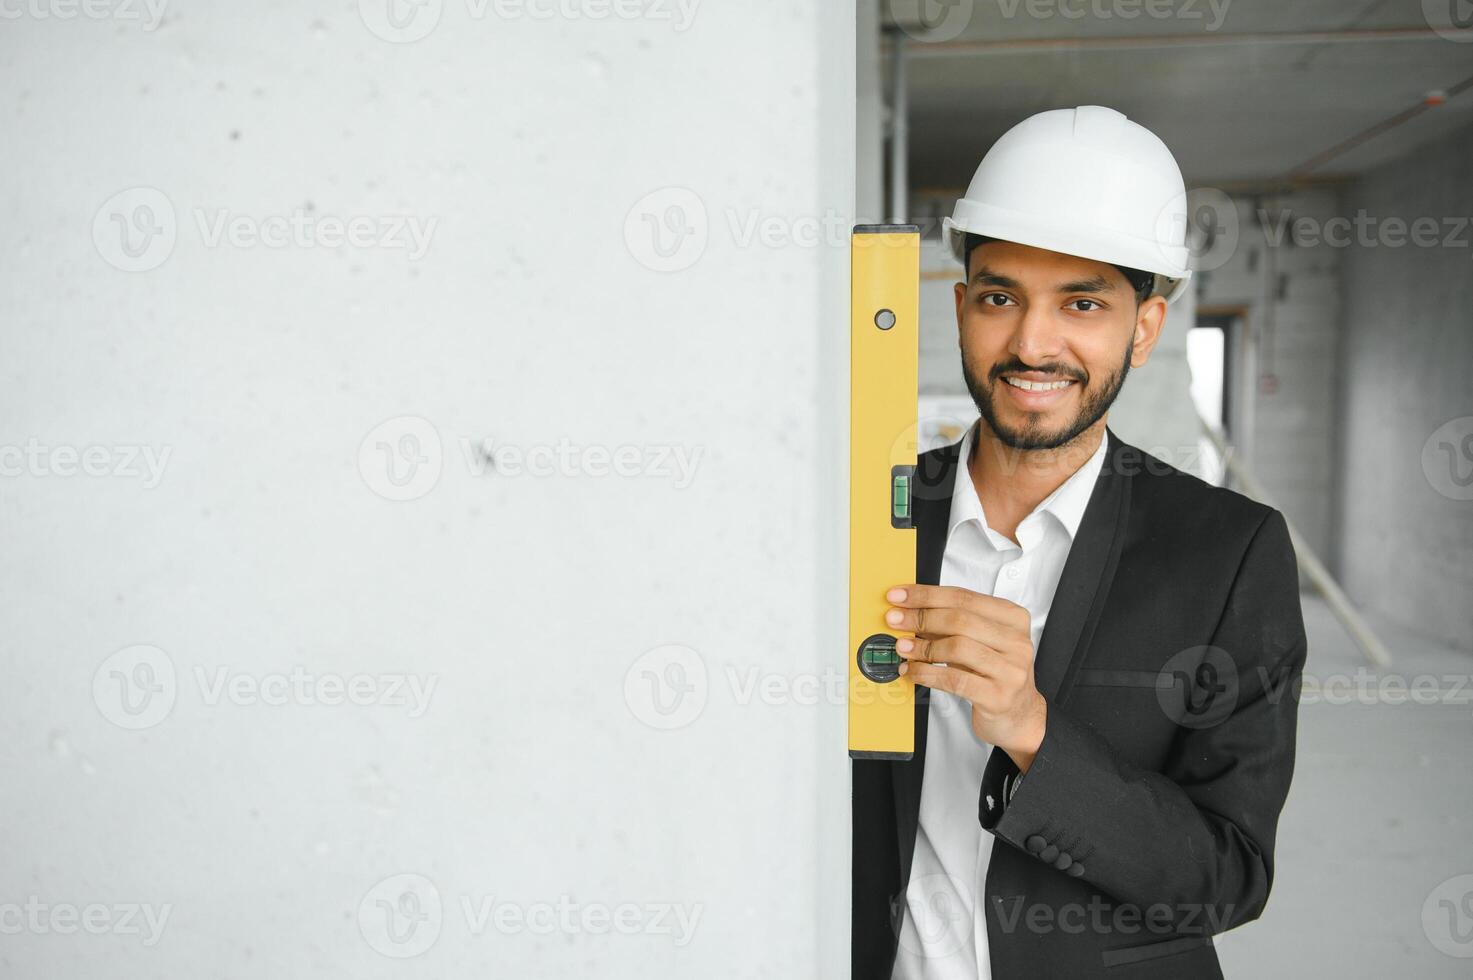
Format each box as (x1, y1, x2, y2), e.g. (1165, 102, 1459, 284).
(897, 635, 998, 674)
(885, 603, 1027, 657)
(887, 584, 1030, 632)
(895, 648, 1036, 704)
(901, 661, 993, 703)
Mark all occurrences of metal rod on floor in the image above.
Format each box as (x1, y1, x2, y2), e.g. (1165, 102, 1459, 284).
(1200, 421, 1393, 668)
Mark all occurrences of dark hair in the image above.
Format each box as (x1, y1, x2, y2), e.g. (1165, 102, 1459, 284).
(962, 232, 1154, 303)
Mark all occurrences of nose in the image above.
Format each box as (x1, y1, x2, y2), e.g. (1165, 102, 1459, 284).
(1007, 303, 1066, 366)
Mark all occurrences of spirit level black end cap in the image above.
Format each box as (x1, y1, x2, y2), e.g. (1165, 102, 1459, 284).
(849, 750, 914, 761)
(853, 223, 921, 235)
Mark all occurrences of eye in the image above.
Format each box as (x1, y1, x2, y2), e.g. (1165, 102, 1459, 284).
(1067, 298, 1103, 312)
(979, 292, 1016, 308)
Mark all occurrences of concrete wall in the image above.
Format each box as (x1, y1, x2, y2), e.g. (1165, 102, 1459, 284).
(0, 4, 855, 977)
(1336, 121, 1473, 651)
(1196, 188, 1345, 563)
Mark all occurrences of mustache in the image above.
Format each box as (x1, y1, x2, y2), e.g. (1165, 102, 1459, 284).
(987, 358, 1087, 384)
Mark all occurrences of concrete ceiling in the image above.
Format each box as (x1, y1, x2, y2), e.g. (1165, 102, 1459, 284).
(884, 0, 1473, 190)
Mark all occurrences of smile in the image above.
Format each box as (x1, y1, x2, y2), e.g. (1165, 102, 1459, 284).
(1002, 377, 1076, 391)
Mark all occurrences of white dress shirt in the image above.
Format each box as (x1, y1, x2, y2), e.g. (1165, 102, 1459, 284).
(890, 423, 1108, 980)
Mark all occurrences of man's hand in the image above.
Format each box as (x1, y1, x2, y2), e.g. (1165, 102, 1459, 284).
(885, 584, 1048, 773)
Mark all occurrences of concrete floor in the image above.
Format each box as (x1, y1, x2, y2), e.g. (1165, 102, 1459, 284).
(1214, 595, 1473, 978)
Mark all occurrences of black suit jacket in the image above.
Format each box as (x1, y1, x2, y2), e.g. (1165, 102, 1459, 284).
(853, 429, 1306, 979)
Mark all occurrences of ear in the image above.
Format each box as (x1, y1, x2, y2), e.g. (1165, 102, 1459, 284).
(953, 280, 966, 341)
(1129, 295, 1168, 367)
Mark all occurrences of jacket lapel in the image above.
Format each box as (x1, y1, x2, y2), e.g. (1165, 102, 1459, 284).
(1031, 429, 1133, 703)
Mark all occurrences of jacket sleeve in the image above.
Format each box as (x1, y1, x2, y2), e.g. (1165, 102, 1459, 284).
(979, 508, 1306, 933)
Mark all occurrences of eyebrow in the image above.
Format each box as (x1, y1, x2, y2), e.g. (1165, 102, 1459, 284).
(971, 266, 1119, 295)
(969, 269, 1022, 290)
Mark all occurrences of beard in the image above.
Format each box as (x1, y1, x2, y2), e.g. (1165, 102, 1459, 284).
(963, 341, 1133, 451)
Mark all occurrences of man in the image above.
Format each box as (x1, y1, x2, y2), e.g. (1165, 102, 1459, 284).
(852, 106, 1306, 979)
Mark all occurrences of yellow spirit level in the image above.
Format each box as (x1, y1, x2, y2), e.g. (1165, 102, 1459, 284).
(848, 224, 919, 761)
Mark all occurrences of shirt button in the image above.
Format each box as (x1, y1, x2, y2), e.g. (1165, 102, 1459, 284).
(1006, 566, 1021, 580)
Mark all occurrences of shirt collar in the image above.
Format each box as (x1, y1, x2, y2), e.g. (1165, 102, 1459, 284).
(948, 422, 1109, 544)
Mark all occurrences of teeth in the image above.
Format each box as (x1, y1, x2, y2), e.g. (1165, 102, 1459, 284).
(1004, 377, 1073, 391)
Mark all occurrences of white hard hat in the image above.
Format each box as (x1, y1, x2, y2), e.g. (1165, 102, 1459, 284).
(943, 105, 1193, 303)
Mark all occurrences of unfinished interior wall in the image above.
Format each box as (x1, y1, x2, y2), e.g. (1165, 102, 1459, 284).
(1336, 120, 1473, 651)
